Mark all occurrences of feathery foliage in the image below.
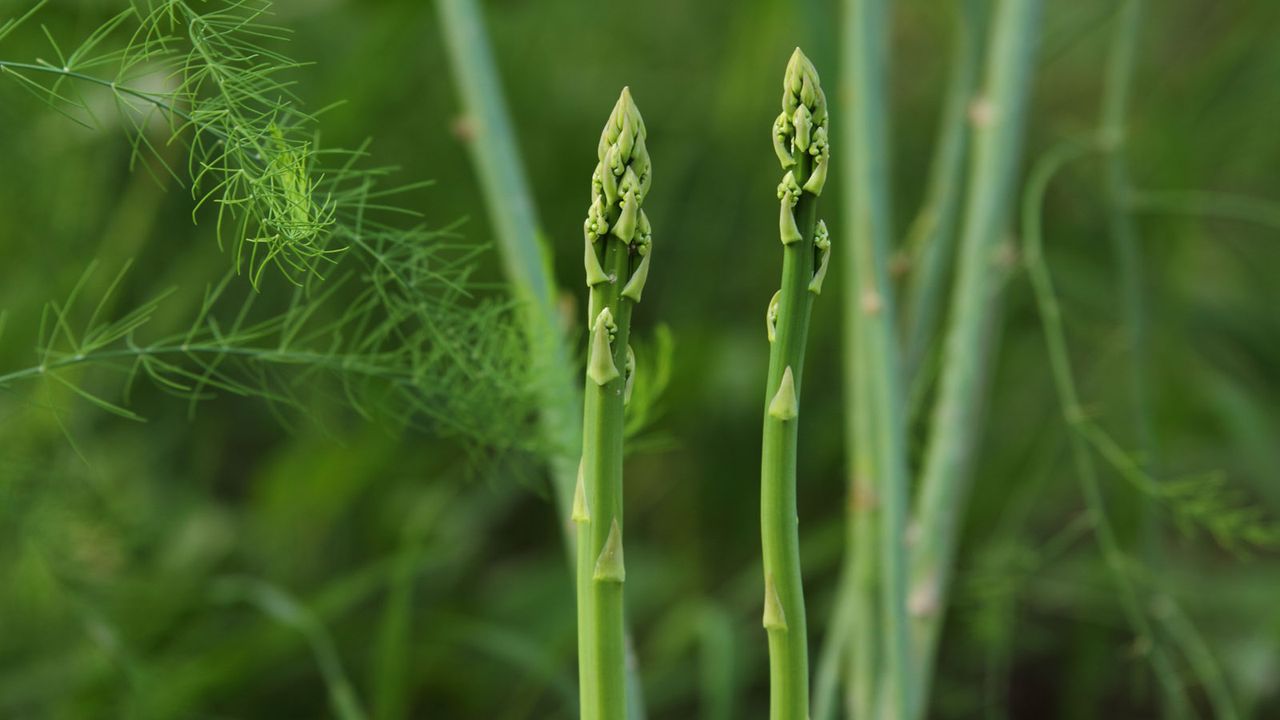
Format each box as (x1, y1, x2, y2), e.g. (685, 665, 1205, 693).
(0, 256, 536, 450)
(0, 0, 542, 451)
(3, 0, 345, 285)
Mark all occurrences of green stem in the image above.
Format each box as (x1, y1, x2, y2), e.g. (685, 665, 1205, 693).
(762, 48, 829, 720)
(907, 0, 1044, 714)
(901, 0, 986, 388)
(1099, 0, 1156, 555)
(811, 558, 853, 720)
(846, 347, 881, 720)
(579, 240, 632, 719)
(1126, 189, 1280, 231)
(840, 0, 914, 716)
(435, 0, 580, 532)
(1152, 597, 1240, 720)
(762, 184, 818, 720)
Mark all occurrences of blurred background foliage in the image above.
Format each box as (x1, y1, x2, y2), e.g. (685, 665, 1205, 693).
(1, 0, 1278, 717)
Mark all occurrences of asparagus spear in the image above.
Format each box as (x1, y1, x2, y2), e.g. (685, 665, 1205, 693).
(576, 87, 652, 720)
(761, 47, 831, 720)
(435, 5, 649, 716)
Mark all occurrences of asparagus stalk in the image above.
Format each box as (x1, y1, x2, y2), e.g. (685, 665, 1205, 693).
(908, 0, 1044, 712)
(761, 48, 831, 720)
(576, 87, 652, 720)
(435, 4, 648, 716)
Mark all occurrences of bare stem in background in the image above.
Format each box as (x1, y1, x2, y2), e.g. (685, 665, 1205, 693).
(901, 0, 986, 392)
(1099, 0, 1157, 555)
(846, 338, 882, 720)
(838, 0, 914, 716)
(811, 553, 854, 720)
(435, 0, 580, 525)
(907, 0, 1044, 713)
(1126, 189, 1280, 230)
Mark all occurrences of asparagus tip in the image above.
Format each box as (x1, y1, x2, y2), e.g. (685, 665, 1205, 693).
(787, 47, 808, 75)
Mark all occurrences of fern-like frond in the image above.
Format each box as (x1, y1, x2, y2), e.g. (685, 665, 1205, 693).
(1, 259, 538, 452)
(1, 1, 543, 455)
(1081, 425, 1280, 552)
(1, 0, 347, 285)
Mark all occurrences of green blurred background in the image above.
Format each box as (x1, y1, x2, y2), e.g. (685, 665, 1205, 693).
(1, 0, 1278, 717)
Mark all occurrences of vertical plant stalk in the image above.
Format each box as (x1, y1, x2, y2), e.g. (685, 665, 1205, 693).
(435, 5, 647, 717)
(435, 0, 579, 525)
(761, 48, 831, 720)
(907, 0, 1044, 713)
(901, 0, 986, 389)
(845, 338, 882, 720)
(576, 88, 652, 720)
(811, 555, 853, 720)
(841, 0, 915, 716)
(1099, 0, 1157, 553)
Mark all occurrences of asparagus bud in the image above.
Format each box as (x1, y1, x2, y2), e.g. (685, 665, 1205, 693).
(593, 519, 626, 583)
(809, 220, 832, 294)
(768, 366, 800, 421)
(587, 308, 621, 386)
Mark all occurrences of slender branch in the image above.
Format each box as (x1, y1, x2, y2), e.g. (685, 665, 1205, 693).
(1127, 190, 1280, 233)
(907, 1, 1045, 714)
(1152, 596, 1241, 720)
(1099, 0, 1157, 555)
(761, 48, 830, 720)
(0, 60, 206, 133)
(1020, 143, 1193, 719)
